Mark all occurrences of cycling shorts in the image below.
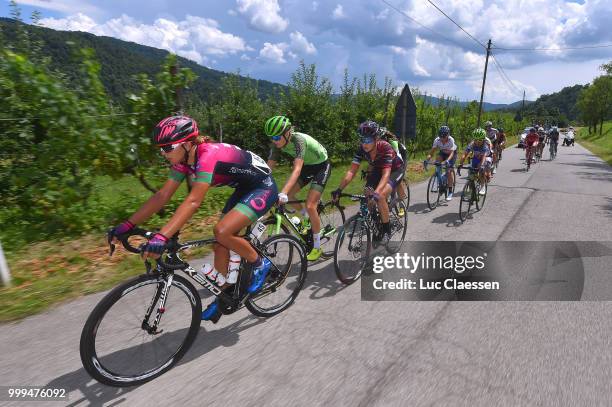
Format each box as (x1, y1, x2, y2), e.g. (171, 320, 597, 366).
(437, 152, 456, 167)
(471, 156, 492, 169)
(366, 166, 405, 190)
(297, 160, 331, 192)
(222, 176, 278, 222)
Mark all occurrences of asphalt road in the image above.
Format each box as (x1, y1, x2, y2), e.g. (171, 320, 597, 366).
(1, 142, 612, 407)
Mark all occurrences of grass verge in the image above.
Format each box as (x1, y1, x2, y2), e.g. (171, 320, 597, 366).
(0, 159, 432, 322)
(578, 122, 612, 165)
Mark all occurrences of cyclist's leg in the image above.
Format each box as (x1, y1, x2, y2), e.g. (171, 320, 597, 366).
(377, 183, 393, 223)
(306, 161, 331, 236)
(288, 182, 304, 213)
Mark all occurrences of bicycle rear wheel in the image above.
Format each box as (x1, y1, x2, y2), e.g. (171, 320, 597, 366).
(80, 274, 201, 387)
(459, 182, 474, 223)
(246, 234, 307, 317)
(334, 214, 371, 285)
(318, 201, 346, 257)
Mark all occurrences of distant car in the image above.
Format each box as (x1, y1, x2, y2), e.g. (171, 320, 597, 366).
(517, 127, 531, 148)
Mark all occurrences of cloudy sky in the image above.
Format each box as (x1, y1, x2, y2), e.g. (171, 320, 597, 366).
(4, 0, 612, 103)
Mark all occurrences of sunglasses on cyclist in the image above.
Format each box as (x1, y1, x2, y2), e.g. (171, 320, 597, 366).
(271, 135, 282, 141)
(160, 143, 182, 154)
(360, 136, 375, 144)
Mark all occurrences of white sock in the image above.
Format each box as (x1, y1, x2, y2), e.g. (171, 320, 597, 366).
(313, 233, 321, 249)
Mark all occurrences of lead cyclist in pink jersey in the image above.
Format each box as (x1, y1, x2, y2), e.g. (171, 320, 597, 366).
(107, 115, 277, 323)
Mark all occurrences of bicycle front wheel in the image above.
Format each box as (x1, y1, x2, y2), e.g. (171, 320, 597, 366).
(476, 180, 487, 211)
(80, 274, 201, 387)
(386, 199, 408, 254)
(318, 201, 346, 257)
(426, 174, 441, 210)
(246, 234, 307, 317)
(459, 182, 474, 223)
(334, 214, 371, 284)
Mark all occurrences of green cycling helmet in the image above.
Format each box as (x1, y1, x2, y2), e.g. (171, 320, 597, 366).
(264, 115, 292, 137)
(472, 128, 487, 140)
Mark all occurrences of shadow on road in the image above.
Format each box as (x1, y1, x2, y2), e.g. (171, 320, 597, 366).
(599, 197, 612, 218)
(44, 315, 267, 405)
(301, 258, 351, 300)
(431, 212, 462, 227)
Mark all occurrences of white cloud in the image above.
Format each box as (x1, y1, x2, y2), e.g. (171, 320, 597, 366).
(312, 1, 319, 11)
(236, 0, 288, 33)
(289, 31, 317, 55)
(240, 54, 251, 61)
(40, 14, 249, 64)
(332, 4, 345, 20)
(259, 42, 288, 63)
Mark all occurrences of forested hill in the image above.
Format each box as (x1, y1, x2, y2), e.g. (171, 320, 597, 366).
(523, 84, 586, 121)
(0, 18, 285, 103)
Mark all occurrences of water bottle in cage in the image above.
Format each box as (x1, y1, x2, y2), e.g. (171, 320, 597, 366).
(199, 263, 226, 286)
(227, 252, 240, 284)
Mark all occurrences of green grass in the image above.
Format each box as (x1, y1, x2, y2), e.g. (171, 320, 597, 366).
(578, 122, 612, 165)
(0, 158, 432, 322)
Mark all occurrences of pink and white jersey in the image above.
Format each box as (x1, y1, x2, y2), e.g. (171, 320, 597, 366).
(169, 143, 271, 188)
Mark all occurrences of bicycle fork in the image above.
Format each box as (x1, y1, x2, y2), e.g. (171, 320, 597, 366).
(142, 274, 174, 335)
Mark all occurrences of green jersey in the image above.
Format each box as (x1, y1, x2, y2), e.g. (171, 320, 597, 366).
(268, 132, 328, 165)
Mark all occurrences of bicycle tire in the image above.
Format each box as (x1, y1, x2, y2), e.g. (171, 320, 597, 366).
(80, 274, 201, 387)
(245, 234, 307, 317)
(386, 199, 408, 254)
(426, 174, 441, 210)
(319, 201, 346, 257)
(476, 180, 487, 211)
(333, 214, 371, 285)
(459, 182, 474, 223)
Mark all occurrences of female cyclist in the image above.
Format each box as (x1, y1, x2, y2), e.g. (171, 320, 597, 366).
(107, 115, 277, 323)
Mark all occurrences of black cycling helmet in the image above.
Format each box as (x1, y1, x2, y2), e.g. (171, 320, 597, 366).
(438, 125, 450, 136)
(152, 115, 199, 146)
(498, 127, 504, 133)
(357, 120, 379, 138)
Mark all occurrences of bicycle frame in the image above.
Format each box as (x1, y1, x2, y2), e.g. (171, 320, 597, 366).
(267, 200, 341, 243)
(115, 228, 279, 331)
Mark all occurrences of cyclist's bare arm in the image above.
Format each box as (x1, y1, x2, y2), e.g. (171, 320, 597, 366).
(426, 147, 438, 161)
(338, 162, 360, 190)
(281, 158, 304, 195)
(267, 159, 277, 170)
(159, 182, 210, 238)
(128, 179, 182, 226)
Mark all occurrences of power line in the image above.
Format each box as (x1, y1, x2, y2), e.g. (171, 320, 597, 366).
(491, 54, 522, 96)
(491, 55, 523, 97)
(493, 43, 612, 52)
(380, 0, 482, 52)
(0, 112, 142, 122)
(424, 0, 486, 49)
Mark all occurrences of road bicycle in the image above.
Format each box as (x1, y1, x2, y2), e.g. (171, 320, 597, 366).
(80, 224, 307, 387)
(260, 199, 345, 261)
(424, 161, 456, 210)
(525, 144, 536, 171)
(457, 165, 487, 223)
(332, 188, 408, 284)
(549, 140, 558, 160)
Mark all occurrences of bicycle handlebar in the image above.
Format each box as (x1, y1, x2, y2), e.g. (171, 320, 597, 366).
(110, 228, 188, 272)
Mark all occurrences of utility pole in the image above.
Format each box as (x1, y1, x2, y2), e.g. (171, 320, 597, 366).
(169, 63, 184, 114)
(477, 39, 492, 127)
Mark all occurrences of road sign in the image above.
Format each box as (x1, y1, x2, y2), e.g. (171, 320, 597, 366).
(393, 84, 417, 145)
